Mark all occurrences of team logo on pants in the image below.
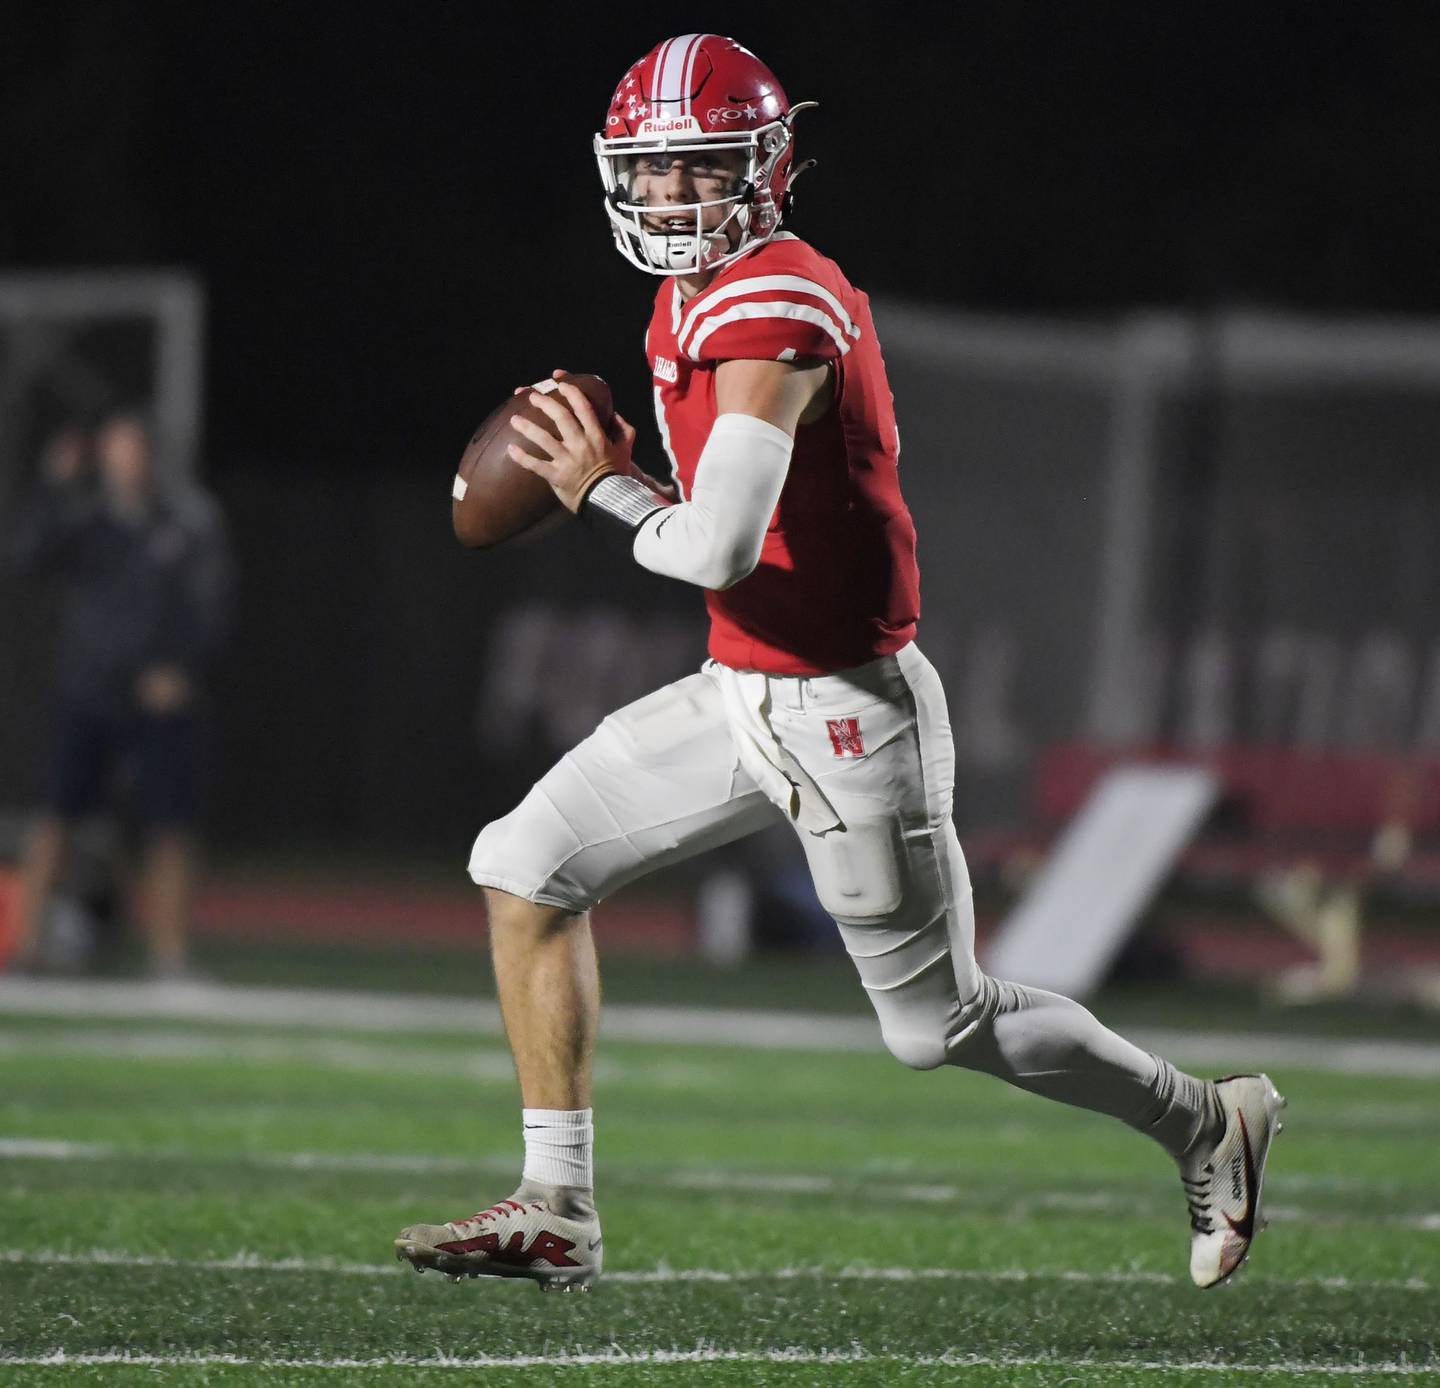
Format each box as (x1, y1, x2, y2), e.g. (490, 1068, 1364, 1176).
(825, 717, 865, 758)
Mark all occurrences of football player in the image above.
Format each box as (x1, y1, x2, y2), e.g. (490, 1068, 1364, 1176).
(396, 34, 1283, 1293)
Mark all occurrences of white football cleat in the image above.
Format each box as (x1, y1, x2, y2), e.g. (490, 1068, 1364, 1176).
(1180, 1073, 1287, 1288)
(395, 1185, 601, 1292)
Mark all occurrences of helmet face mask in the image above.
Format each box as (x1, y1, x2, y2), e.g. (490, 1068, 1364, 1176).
(594, 35, 807, 277)
(595, 124, 789, 275)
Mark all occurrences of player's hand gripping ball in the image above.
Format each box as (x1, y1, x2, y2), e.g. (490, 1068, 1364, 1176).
(508, 374, 640, 515)
(451, 372, 614, 547)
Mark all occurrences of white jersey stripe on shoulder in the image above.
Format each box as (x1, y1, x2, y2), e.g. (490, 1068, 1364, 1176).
(683, 301, 856, 361)
(679, 275, 860, 354)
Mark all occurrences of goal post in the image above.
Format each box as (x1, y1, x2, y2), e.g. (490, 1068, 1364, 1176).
(0, 270, 205, 520)
(0, 270, 206, 827)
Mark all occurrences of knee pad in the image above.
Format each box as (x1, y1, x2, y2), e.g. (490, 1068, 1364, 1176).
(880, 1024, 948, 1071)
(467, 786, 589, 909)
(837, 919, 961, 1072)
(467, 816, 505, 878)
(879, 969, 998, 1072)
(940, 972, 1008, 1067)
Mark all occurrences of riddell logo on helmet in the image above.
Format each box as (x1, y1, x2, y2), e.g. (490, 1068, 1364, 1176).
(636, 115, 703, 136)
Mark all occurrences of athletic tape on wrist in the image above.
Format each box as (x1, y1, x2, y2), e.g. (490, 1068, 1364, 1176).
(580, 472, 668, 536)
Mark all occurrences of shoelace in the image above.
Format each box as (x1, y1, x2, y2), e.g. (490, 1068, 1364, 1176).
(449, 1199, 541, 1234)
(1182, 1167, 1215, 1235)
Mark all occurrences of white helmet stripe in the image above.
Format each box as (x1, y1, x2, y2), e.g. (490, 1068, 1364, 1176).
(680, 33, 709, 115)
(649, 36, 677, 112)
(656, 33, 703, 115)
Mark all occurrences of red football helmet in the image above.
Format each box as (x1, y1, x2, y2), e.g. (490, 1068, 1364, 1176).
(594, 34, 816, 276)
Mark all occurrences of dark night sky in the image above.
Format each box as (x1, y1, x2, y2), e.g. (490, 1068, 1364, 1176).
(7, 0, 1440, 473)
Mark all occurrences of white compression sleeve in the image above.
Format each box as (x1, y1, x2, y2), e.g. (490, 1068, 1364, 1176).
(632, 412, 793, 590)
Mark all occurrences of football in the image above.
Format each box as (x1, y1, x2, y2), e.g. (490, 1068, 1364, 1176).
(451, 372, 614, 548)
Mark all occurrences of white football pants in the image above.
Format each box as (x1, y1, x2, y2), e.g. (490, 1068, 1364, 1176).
(470, 643, 1211, 1156)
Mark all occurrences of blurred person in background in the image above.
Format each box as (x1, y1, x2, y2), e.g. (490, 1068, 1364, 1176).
(4, 410, 233, 981)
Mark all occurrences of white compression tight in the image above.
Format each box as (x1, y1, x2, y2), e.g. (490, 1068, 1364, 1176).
(948, 969, 1214, 1158)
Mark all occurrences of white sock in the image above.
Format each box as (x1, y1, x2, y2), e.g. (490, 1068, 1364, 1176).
(521, 1107, 594, 1189)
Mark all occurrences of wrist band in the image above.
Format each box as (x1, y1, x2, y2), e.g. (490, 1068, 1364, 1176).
(580, 473, 667, 536)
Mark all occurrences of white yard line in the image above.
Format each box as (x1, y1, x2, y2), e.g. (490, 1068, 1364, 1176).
(0, 1028, 669, 1088)
(3, 1137, 1437, 1230)
(8, 1027, 1440, 1133)
(0, 1246, 1431, 1295)
(8, 1022, 1440, 1140)
(0, 1348, 1436, 1374)
(0, 1137, 507, 1177)
(3, 977, 1440, 1077)
(1124, 1027, 1440, 1081)
(0, 1029, 524, 1082)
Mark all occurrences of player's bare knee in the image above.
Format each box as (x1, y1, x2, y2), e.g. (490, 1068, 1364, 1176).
(483, 886, 584, 940)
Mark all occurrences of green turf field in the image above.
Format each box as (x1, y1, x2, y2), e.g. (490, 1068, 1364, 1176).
(1, 988, 1437, 1384)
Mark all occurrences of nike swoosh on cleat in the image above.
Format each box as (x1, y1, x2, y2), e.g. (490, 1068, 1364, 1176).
(587, 1236, 603, 1251)
(1222, 1110, 1257, 1241)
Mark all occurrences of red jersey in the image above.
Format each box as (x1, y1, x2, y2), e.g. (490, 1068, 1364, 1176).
(645, 234, 920, 676)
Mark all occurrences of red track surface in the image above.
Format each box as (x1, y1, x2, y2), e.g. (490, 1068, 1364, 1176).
(190, 876, 1440, 976)
(193, 879, 694, 956)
